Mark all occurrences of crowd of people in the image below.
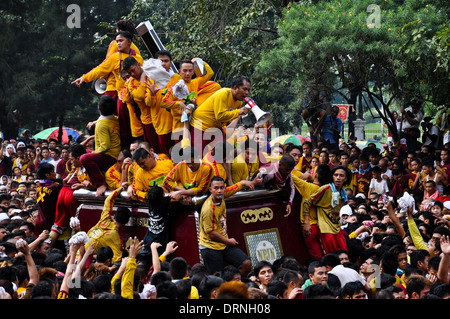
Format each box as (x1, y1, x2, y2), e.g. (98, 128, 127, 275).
(0, 19, 450, 301)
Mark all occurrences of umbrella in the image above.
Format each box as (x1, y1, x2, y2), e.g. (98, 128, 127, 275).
(296, 135, 311, 144)
(270, 134, 302, 147)
(355, 140, 385, 151)
(33, 127, 82, 144)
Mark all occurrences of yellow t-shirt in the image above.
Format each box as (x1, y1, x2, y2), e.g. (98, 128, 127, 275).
(119, 84, 144, 137)
(163, 161, 214, 196)
(292, 175, 320, 225)
(94, 115, 121, 159)
(105, 165, 122, 190)
(126, 78, 152, 125)
(132, 158, 174, 201)
(82, 50, 143, 93)
(199, 196, 228, 250)
(231, 153, 259, 185)
(190, 88, 242, 131)
(105, 40, 141, 92)
(85, 189, 123, 264)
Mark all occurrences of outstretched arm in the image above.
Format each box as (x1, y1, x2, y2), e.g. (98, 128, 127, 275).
(438, 236, 450, 283)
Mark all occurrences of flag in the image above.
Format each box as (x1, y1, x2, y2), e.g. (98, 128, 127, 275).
(334, 104, 351, 122)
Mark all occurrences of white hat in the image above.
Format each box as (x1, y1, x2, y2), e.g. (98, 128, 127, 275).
(9, 209, 22, 216)
(355, 193, 366, 199)
(340, 204, 353, 217)
(0, 212, 10, 222)
(444, 201, 450, 210)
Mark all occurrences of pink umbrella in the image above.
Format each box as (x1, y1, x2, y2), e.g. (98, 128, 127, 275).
(296, 135, 311, 144)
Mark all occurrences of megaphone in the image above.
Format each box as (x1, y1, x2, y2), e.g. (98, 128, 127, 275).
(243, 97, 271, 126)
(91, 78, 107, 95)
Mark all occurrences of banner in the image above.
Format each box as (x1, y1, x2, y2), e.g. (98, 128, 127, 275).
(333, 104, 352, 122)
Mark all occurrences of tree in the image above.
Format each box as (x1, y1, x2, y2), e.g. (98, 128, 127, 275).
(0, 0, 134, 140)
(253, 0, 449, 144)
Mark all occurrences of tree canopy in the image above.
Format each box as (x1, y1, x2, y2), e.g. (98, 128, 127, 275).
(0, 0, 448, 141)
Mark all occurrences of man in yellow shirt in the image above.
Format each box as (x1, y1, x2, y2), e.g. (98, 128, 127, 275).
(162, 58, 216, 139)
(72, 31, 143, 149)
(80, 95, 121, 197)
(122, 55, 177, 156)
(190, 76, 251, 156)
(84, 182, 131, 265)
(163, 146, 214, 204)
(132, 147, 174, 202)
(231, 139, 260, 185)
(303, 165, 351, 255)
(122, 56, 159, 153)
(105, 149, 131, 191)
(199, 176, 252, 276)
(118, 70, 144, 141)
(295, 164, 330, 259)
(104, 20, 141, 99)
(298, 141, 314, 173)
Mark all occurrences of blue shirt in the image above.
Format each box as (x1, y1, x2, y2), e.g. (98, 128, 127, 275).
(322, 115, 342, 144)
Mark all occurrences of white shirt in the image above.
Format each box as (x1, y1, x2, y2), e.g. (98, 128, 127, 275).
(401, 107, 423, 130)
(369, 178, 389, 195)
(329, 265, 366, 288)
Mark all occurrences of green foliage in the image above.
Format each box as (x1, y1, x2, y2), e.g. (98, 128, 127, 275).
(253, 0, 449, 137)
(0, 0, 134, 139)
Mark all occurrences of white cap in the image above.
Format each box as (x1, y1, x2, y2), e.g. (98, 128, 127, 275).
(355, 193, 366, 199)
(0, 212, 10, 222)
(340, 204, 353, 217)
(444, 201, 450, 210)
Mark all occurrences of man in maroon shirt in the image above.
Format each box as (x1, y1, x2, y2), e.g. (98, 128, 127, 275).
(35, 162, 62, 237)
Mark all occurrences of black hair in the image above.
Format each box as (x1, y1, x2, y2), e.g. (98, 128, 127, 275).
(253, 260, 273, 277)
(210, 176, 225, 186)
(156, 281, 177, 299)
(155, 50, 173, 61)
(341, 281, 365, 298)
(132, 147, 150, 161)
(307, 260, 326, 275)
(115, 30, 133, 40)
(115, 206, 131, 226)
(221, 265, 240, 282)
(169, 257, 188, 280)
(329, 165, 352, 184)
(175, 279, 192, 299)
(199, 275, 225, 299)
(315, 164, 331, 185)
(321, 253, 341, 269)
(96, 246, 114, 263)
(410, 249, 430, 269)
(36, 162, 56, 179)
(92, 274, 112, 294)
(98, 95, 116, 116)
(123, 56, 139, 71)
(303, 284, 334, 299)
(69, 144, 86, 159)
(179, 59, 194, 67)
(181, 146, 199, 160)
(279, 154, 295, 169)
(231, 76, 250, 88)
(116, 19, 136, 34)
(243, 138, 258, 151)
(285, 144, 302, 154)
(266, 280, 287, 299)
